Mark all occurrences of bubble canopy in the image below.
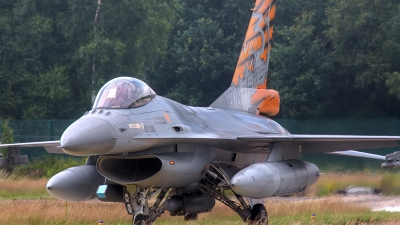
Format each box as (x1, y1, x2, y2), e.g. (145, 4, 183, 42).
(93, 77, 156, 109)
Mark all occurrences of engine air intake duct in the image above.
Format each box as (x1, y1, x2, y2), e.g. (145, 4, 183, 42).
(97, 152, 210, 187)
(231, 160, 320, 199)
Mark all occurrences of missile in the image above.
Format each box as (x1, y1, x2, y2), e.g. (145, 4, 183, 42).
(47, 165, 104, 201)
(231, 160, 320, 199)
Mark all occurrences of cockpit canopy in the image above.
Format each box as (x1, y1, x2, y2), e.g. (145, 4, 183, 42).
(93, 77, 156, 109)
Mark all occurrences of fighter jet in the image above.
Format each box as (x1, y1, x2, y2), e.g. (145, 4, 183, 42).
(1, 0, 400, 224)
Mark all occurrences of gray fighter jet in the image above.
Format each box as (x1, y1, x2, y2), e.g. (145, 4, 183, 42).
(1, 0, 400, 224)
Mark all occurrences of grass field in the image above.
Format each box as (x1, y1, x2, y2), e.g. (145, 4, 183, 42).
(1, 173, 400, 224)
(1, 198, 399, 225)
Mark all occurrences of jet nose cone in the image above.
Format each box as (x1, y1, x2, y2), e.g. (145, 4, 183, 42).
(61, 117, 116, 156)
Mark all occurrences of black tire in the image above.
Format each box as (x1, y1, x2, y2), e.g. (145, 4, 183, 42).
(133, 214, 147, 225)
(184, 213, 198, 221)
(250, 204, 268, 225)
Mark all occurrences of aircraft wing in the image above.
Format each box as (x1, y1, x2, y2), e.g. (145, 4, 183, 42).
(328, 150, 400, 169)
(131, 133, 400, 154)
(237, 134, 400, 153)
(327, 150, 386, 160)
(237, 134, 400, 142)
(0, 141, 62, 167)
(2, 134, 399, 156)
(0, 141, 63, 154)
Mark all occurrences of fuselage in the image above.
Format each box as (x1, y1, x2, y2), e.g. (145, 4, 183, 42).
(61, 95, 289, 157)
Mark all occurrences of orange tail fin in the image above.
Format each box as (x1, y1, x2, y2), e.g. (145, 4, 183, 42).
(211, 0, 279, 116)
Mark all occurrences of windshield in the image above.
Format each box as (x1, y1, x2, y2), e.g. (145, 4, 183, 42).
(93, 77, 156, 109)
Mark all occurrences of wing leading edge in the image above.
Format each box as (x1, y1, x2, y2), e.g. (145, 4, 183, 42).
(0, 141, 63, 154)
(238, 134, 400, 141)
(328, 150, 400, 169)
(327, 150, 386, 160)
(237, 134, 400, 153)
(0, 141, 62, 167)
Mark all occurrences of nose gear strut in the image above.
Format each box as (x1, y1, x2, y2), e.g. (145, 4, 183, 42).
(123, 186, 174, 225)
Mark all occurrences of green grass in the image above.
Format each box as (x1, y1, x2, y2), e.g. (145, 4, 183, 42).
(5, 211, 400, 225)
(305, 172, 400, 196)
(269, 212, 400, 225)
(0, 198, 399, 225)
(0, 177, 51, 200)
(0, 189, 51, 200)
(2, 172, 400, 224)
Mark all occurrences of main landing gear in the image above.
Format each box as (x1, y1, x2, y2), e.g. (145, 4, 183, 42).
(183, 213, 198, 221)
(250, 204, 268, 225)
(198, 164, 268, 225)
(122, 163, 268, 225)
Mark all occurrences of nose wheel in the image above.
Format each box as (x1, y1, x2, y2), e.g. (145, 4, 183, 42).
(249, 204, 268, 225)
(133, 214, 147, 225)
(124, 187, 175, 225)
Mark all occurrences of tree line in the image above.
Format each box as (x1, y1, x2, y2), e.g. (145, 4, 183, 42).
(0, 0, 399, 120)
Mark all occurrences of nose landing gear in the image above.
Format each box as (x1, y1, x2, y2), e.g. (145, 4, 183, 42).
(124, 187, 173, 225)
(133, 214, 147, 225)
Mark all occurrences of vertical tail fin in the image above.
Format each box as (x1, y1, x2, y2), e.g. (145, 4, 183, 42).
(211, 0, 279, 116)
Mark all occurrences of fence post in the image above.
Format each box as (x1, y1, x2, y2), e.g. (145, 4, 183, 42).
(49, 120, 53, 141)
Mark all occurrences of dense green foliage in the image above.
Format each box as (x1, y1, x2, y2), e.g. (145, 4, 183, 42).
(0, 120, 14, 156)
(0, 0, 399, 119)
(0, 0, 176, 119)
(0, 154, 84, 178)
(16, 155, 85, 178)
(270, 0, 400, 118)
(147, 0, 252, 106)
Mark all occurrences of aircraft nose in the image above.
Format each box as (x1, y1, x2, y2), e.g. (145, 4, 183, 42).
(61, 117, 116, 156)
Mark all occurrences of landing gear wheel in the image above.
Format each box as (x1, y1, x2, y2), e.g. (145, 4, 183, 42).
(249, 204, 268, 225)
(184, 213, 198, 221)
(133, 214, 147, 225)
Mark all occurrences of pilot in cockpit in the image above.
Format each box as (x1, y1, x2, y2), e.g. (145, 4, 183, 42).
(94, 77, 156, 109)
(101, 81, 137, 108)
